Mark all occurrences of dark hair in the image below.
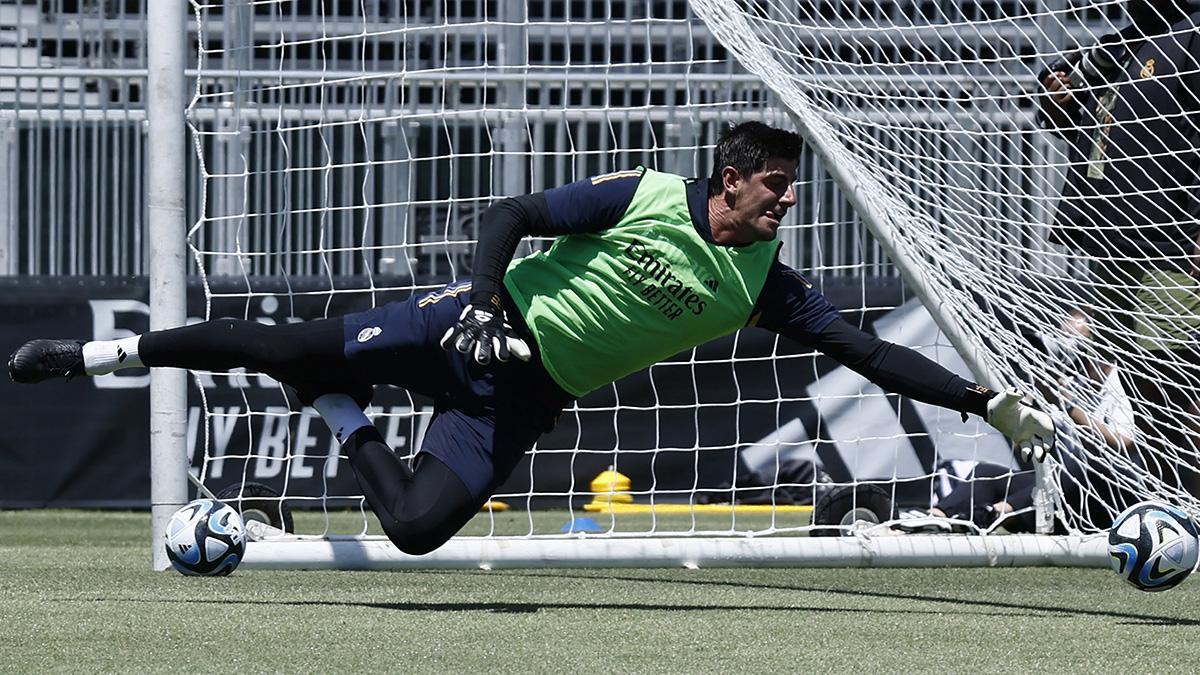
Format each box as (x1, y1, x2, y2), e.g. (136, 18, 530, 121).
(707, 122, 803, 197)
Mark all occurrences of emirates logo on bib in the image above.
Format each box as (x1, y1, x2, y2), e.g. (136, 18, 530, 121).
(357, 326, 382, 343)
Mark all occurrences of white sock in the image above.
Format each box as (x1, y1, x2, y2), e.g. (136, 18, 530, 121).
(82, 336, 144, 376)
(312, 393, 372, 444)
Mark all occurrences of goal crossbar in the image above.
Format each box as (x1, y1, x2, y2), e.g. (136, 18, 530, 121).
(241, 535, 1109, 570)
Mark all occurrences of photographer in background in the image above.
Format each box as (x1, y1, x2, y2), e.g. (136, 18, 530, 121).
(1038, 0, 1200, 495)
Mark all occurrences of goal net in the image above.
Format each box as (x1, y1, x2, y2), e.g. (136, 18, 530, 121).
(174, 0, 1197, 568)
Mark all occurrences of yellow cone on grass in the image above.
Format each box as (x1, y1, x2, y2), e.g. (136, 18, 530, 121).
(481, 500, 509, 512)
(590, 467, 633, 504)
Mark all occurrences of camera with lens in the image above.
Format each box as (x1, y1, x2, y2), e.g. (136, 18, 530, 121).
(1064, 38, 1125, 86)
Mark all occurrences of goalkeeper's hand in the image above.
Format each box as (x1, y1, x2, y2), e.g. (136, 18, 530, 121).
(439, 304, 531, 366)
(986, 389, 1056, 463)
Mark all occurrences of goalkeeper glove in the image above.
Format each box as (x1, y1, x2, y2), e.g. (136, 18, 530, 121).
(440, 304, 531, 366)
(986, 389, 1056, 463)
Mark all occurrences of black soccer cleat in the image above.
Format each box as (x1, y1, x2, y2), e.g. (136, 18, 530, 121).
(7, 339, 87, 383)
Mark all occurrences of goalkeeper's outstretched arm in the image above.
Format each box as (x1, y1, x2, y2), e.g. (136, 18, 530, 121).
(816, 317, 1060, 458)
(752, 263, 1055, 461)
(814, 318, 1056, 462)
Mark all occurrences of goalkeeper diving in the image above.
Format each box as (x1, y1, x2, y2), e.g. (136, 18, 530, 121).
(8, 122, 1055, 554)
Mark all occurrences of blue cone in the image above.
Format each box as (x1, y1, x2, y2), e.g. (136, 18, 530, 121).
(561, 516, 603, 533)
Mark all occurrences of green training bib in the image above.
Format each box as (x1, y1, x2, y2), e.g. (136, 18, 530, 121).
(504, 168, 781, 397)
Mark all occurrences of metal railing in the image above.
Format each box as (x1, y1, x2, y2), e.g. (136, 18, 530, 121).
(1, 0, 1113, 279)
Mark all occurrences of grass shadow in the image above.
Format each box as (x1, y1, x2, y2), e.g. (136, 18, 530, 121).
(68, 595, 1037, 618)
(455, 570, 1200, 627)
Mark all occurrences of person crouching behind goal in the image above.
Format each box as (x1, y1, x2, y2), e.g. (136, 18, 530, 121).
(7, 122, 1057, 556)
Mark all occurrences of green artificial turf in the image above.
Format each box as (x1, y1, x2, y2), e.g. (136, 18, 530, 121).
(3, 510, 1198, 673)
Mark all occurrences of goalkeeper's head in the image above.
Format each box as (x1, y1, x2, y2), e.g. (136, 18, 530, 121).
(708, 122, 803, 244)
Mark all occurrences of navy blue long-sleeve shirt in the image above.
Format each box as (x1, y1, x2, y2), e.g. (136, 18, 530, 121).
(473, 170, 993, 416)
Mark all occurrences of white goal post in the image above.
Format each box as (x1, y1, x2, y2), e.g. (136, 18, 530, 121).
(146, 0, 190, 573)
(144, 0, 1200, 569)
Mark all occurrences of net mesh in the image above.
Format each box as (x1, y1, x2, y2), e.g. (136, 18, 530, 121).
(183, 0, 1200, 549)
(689, 0, 1200, 533)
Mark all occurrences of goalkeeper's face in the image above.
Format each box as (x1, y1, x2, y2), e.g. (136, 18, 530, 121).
(725, 157, 798, 243)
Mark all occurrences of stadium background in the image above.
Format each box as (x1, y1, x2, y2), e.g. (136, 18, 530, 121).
(0, 0, 1107, 508)
(7, 5, 1200, 671)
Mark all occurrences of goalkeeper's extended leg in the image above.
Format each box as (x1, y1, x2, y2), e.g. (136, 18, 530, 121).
(9, 319, 351, 394)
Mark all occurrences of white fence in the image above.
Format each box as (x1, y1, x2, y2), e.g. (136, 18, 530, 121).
(0, 0, 1115, 279)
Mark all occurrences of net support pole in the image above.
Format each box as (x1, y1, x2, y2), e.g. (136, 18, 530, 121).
(146, 1, 189, 571)
(498, 0, 527, 199)
(685, 0, 1057, 533)
(0, 117, 13, 274)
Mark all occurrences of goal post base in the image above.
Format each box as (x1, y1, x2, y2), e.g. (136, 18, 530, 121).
(239, 535, 1109, 570)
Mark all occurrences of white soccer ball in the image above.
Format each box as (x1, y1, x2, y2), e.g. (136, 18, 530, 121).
(164, 499, 246, 576)
(1107, 500, 1199, 592)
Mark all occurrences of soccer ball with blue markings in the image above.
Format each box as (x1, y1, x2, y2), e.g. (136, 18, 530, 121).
(164, 499, 246, 576)
(1108, 501, 1199, 592)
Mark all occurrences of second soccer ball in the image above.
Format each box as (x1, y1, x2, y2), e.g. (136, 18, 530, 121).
(1108, 501, 1199, 592)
